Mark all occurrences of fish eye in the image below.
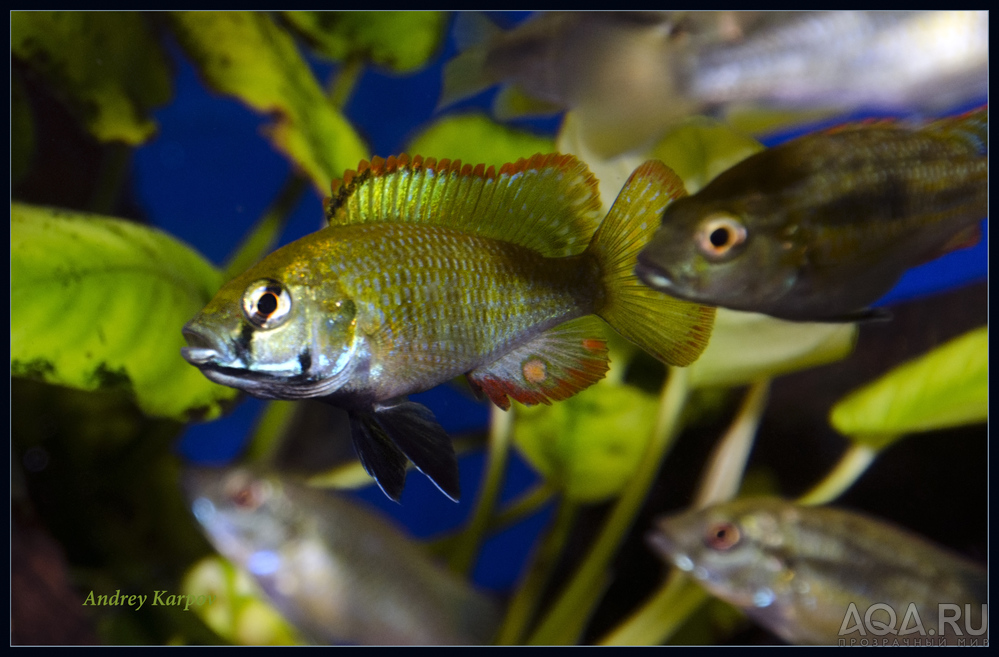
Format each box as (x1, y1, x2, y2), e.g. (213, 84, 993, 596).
(696, 213, 747, 260)
(704, 521, 741, 551)
(242, 280, 292, 329)
(230, 481, 269, 510)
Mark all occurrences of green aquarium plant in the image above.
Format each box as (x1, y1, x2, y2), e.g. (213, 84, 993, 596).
(11, 11, 986, 645)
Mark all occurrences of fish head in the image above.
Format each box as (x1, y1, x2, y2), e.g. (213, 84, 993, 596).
(182, 240, 361, 400)
(636, 193, 801, 313)
(184, 467, 307, 574)
(648, 499, 791, 610)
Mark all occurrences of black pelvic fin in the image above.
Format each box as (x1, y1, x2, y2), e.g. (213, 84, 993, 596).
(348, 411, 408, 502)
(373, 401, 461, 502)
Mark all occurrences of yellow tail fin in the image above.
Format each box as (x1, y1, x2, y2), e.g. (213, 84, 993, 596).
(587, 161, 715, 366)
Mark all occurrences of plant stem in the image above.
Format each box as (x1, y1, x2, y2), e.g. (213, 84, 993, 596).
(797, 443, 878, 505)
(694, 379, 770, 508)
(448, 404, 513, 575)
(497, 496, 577, 644)
(327, 58, 364, 111)
(88, 142, 131, 215)
(223, 174, 309, 278)
(598, 571, 709, 645)
(242, 401, 299, 466)
(528, 366, 691, 645)
(492, 481, 557, 529)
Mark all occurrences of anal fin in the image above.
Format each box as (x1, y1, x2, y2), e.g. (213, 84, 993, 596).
(372, 401, 461, 502)
(466, 316, 610, 411)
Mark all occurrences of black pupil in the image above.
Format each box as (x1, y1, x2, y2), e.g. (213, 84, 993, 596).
(709, 227, 730, 248)
(257, 291, 278, 317)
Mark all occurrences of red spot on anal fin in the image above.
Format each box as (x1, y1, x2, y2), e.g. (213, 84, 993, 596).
(467, 323, 611, 411)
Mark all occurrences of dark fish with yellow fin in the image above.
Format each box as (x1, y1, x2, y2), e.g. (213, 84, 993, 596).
(182, 154, 714, 501)
(648, 498, 987, 645)
(636, 107, 988, 322)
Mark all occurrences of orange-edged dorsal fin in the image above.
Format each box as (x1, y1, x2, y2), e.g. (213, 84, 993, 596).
(466, 316, 610, 410)
(325, 153, 604, 257)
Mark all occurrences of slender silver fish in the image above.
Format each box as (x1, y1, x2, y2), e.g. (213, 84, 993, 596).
(648, 498, 987, 645)
(686, 11, 988, 113)
(441, 11, 988, 155)
(184, 467, 501, 645)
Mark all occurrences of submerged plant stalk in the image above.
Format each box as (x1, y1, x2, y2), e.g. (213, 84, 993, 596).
(528, 366, 691, 644)
(598, 571, 709, 645)
(498, 496, 578, 644)
(797, 443, 879, 505)
(448, 404, 514, 575)
(694, 378, 770, 508)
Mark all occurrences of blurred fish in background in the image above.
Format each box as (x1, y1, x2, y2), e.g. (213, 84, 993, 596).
(442, 11, 988, 156)
(184, 466, 501, 645)
(648, 498, 988, 645)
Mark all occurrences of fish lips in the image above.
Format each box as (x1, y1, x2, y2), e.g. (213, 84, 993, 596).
(181, 323, 233, 367)
(634, 255, 689, 300)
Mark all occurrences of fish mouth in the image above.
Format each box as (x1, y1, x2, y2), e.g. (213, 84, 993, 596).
(646, 518, 679, 558)
(181, 325, 230, 366)
(634, 259, 680, 294)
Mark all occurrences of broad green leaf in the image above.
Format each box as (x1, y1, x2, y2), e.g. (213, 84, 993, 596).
(830, 326, 987, 448)
(689, 309, 857, 389)
(283, 11, 447, 72)
(169, 11, 368, 192)
(514, 381, 658, 502)
(407, 113, 556, 167)
(722, 105, 841, 139)
(183, 556, 302, 645)
(556, 112, 650, 214)
(648, 118, 765, 194)
(11, 203, 238, 421)
(11, 11, 171, 145)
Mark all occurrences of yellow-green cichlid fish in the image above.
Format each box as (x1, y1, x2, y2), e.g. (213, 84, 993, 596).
(636, 106, 988, 322)
(184, 467, 502, 645)
(648, 498, 987, 645)
(182, 154, 715, 501)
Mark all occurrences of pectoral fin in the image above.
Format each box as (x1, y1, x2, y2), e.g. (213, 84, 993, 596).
(372, 401, 461, 502)
(466, 316, 610, 411)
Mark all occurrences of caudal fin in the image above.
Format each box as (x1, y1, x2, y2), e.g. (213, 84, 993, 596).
(587, 161, 715, 366)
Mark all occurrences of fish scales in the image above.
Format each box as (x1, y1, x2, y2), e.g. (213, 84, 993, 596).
(183, 153, 714, 500)
(649, 498, 987, 644)
(321, 222, 598, 399)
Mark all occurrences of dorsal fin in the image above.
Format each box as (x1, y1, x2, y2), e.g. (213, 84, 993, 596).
(324, 153, 604, 257)
(922, 105, 988, 155)
(822, 106, 988, 155)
